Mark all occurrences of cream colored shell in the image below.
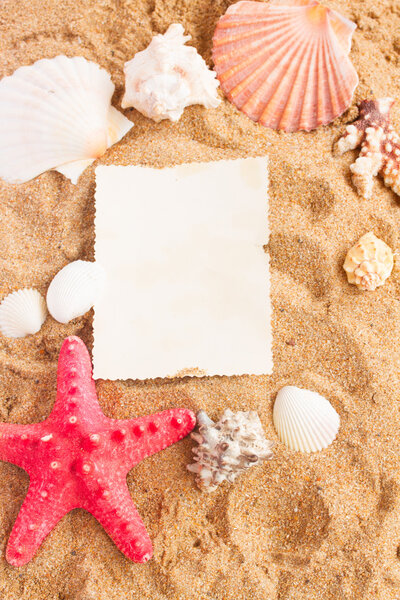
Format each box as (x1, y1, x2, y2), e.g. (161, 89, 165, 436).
(122, 24, 220, 122)
(343, 232, 394, 291)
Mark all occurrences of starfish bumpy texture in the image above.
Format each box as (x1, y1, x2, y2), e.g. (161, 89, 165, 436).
(0, 336, 196, 567)
(337, 98, 400, 199)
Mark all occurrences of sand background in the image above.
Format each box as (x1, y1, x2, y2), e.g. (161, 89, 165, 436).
(1, 0, 400, 598)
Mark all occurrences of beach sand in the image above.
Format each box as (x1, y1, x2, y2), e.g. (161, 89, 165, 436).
(1, 0, 400, 598)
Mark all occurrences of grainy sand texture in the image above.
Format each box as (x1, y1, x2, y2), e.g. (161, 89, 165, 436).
(1, 0, 400, 599)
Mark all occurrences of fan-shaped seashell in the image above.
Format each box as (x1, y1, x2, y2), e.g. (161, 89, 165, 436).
(46, 261, 106, 324)
(122, 24, 221, 122)
(0, 55, 133, 184)
(0, 289, 47, 338)
(212, 0, 358, 132)
(343, 232, 394, 291)
(273, 386, 340, 452)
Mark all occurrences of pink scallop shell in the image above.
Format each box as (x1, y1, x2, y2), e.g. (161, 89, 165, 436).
(212, 0, 358, 132)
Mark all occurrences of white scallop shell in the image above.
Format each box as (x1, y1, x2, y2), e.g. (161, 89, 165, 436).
(273, 386, 340, 452)
(0, 288, 47, 338)
(122, 24, 220, 122)
(0, 55, 133, 184)
(46, 261, 106, 324)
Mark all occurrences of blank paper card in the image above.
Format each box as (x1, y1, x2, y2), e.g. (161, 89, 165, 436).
(93, 158, 271, 380)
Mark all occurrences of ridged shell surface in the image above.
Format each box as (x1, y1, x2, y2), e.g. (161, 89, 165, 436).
(47, 261, 106, 324)
(122, 24, 220, 122)
(188, 409, 273, 491)
(273, 385, 340, 452)
(0, 55, 133, 184)
(212, 0, 358, 131)
(0, 289, 47, 338)
(343, 232, 394, 291)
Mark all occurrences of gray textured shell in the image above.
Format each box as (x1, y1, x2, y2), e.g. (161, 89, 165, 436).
(187, 409, 273, 492)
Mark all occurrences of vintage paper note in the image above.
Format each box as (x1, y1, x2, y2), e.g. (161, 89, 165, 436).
(94, 158, 271, 379)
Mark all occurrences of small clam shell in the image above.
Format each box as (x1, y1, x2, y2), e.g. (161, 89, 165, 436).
(273, 385, 340, 452)
(46, 261, 106, 324)
(0, 288, 47, 338)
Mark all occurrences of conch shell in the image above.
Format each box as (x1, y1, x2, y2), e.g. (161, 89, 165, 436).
(187, 409, 273, 492)
(122, 24, 221, 122)
(343, 232, 394, 291)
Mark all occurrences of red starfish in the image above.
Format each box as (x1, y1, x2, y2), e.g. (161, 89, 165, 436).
(0, 336, 196, 567)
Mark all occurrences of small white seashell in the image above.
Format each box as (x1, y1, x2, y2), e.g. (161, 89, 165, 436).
(188, 409, 273, 492)
(46, 261, 106, 324)
(273, 386, 340, 453)
(0, 289, 47, 338)
(343, 232, 394, 291)
(0, 55, 133, 184)
(122, 23, 221, 122)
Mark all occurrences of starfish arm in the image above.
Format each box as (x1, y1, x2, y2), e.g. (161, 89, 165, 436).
(111, 408, 196, 468)
(337, 123, 363, 154)
(87, 481, 153, 563)
(350, 154, 383, 200)
(0, 423, 43, 471)
(52, 336, 104, 421)
(6, 478, 74, 567)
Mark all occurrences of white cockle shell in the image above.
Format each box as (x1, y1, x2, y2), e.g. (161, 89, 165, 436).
(0, 288, 47, 338)
(343, 232, 394, 291)
(122, 23, 221, 122)
(187, 409, 273, 492)
(0, 55, 133, 184)
(46, 261, 106, 324)
(273, 386, 340, 452)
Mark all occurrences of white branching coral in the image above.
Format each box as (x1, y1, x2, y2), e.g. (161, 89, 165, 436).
(343, 232, 394, 291)
(122, 24, 221, 122)
(187, 409, 273, 492)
